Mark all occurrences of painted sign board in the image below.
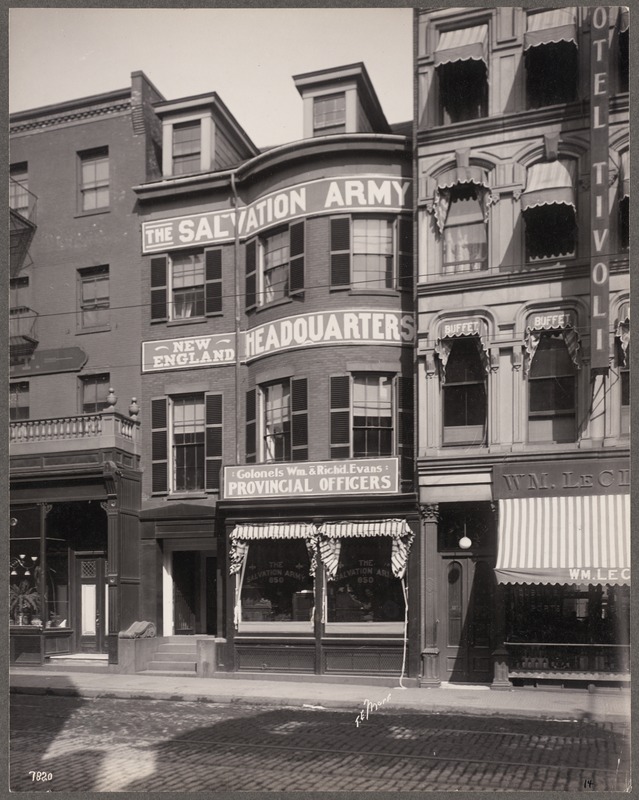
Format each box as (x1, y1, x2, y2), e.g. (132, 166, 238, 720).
(10, 347, 88, 377)
(142, 333, 236, 372)
(142, 175, 411, 254)
(589, 6, 610, 370)
(493, 458, 630, 499)
(224, 457, 399, 499)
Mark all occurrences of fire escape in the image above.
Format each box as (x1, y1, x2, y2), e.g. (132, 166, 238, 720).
(9, 177, 38, 364)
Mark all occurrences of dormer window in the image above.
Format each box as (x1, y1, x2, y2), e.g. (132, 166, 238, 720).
(313, 93, 346, 135)
(172, 120, 201, 175)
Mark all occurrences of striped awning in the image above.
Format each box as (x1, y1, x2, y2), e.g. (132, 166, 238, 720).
(618, 7, 629, 33)
(616, 301, 630, 363)
(318, 519, 414, 580)
(435, 318, 491, 374)
(435, 25, 488, 66)
(431, 166, 491, 233)
(620, 151, 629, 200)
(230, 522, 315, 540)
(496, 495, 630, 586)
(524, 318, 581, 374)
(524, 8, 578, 50)
(521, 160, 576, 211)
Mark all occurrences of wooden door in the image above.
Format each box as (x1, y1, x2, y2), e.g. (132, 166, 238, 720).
(440, 558, 494, 682)
(76, 553, 107, 653)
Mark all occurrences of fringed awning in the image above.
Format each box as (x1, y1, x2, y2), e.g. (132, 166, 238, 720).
(435, 318, 490, 375)
(521, 160, 576, 212)
(434, 25, 488, 66)
(229, 522, 318, 576)
(524, 8, 578, 50)
(431, 167, 491, 233)
(620, 150, 629, 200)
(318, 519, 414, 580)
(617, 301, 630, 365)
(524, 318, 581, 376)
(618, 6, 629, 33)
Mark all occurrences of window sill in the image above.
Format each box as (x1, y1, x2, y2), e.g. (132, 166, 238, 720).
(324, 622, 404, 635)
(166, 492, 210, 500)
(76, 325, 111, 335)
(74, 207, 111, 219)
(166, 317, 207, 327)
(237, 622, 313, 635)
(347, 288, 400, 298)
(253, 296, 294, 314)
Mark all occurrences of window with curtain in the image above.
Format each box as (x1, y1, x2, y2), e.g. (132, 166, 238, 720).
(172, 120, 201, 175)
(352, 218, 394, 289)
(528, 334, 576, 443)
(442, 185, 487, 273)
(170, 252, 205, 319)
(352, 374, 393, 457)
(172, 395, 205, 491)
(263, 380, 291, 463)
(442, 338, 487, 445)
(81, 374, 110, 414)
(79, 149, 109, 212)
(262, 229, 289, 304)
(79, 266, 109, 328)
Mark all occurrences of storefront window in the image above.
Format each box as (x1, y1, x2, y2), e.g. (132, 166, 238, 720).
(10, 505, 42, 626)
(45, 538, 70, 628)
(239, 539, 313, 629)
(326, 537, 404, 631)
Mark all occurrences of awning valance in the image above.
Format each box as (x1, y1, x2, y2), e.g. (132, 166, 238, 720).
(431, 167, 491, 233)
(435, 317, 490, 374)
(230, 522, 315, 540)
(496, 495, 630, 586)
(318, 519, 414, 580)
(435, 25, 488, 66)
(521, 160, 576, 212)
(620, 151, 629, 200)
(524, 312, 581, 374)
(618, 7, 629, 33)
(616, 302, 630, 363)
(524, 8, 578, 50)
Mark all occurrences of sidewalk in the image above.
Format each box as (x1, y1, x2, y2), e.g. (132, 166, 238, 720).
(10, 667, 631, 725)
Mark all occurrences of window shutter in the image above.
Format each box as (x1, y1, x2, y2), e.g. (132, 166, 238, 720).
(288, 221, 305, 295)
(245, 239, 257, 311)
(205, 393, 223, 491)
(205, 248, 223, 315)
(245, 388, 256, 463)
(330, 375, 351, 459)
(150, 257, 168, 321)
(398, 216, 413, 292)
(397, 374, 414, 488)
(291, 377, 308, 461)
(330, 217, 351, 287)
(151, 397, 168, 493)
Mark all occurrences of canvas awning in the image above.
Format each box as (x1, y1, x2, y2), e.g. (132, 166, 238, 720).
(521, 160, 576, 211)
(618, 7, 629, 33)
(435, 317, 490, 374)
(524, 314, 581, 374)
(620, 150, 629, 200)
(616, 301, 630, 364)
(524, 8, 578, 50)
(431, 166, 491, 233)
(496, 495, 630, 586)
(230, 522, 314, 540)
(318, 519, 414, 580)
(435, 25, 488, 66)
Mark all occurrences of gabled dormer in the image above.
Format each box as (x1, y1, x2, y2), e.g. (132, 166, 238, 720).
(293, 62, 391, 139)
(155, 93, 259, 178)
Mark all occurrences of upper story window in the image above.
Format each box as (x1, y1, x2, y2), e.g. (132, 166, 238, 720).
(620, 344, 629, 437)
(330, 216, 412, 292)
(150, 249, 222, 322)
(151, 393, 222, 494)
(521, 160, 577, 262)
(442, 185, 488, 273)
(79, 148, 109, 212)
(313, 93, 346, 135)
(524, 9, 578, 108)
(528, 334, 576, 443)
(78, 266, 109, 329)
(9, 163, 29, 218)
(245, 378, 308, 464)
(80, 373, 110, 414)
(434, 25, 488, 124)
(10, 381, 29, 421)
(619, 151, 629, 250)
(172, 120, 201, 176)
(442, 338, 487, 446)
(330, 373, 396, 460)
(9, 276, 29, 310)
(618, 12, 629, 93)
(245, 222, 305, 310)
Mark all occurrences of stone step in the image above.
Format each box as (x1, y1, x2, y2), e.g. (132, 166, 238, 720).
(156, 642, 198, 651)
(153, 651, 198, 662)
(137, 668, 199, 678)
(146, 660, 197, 672)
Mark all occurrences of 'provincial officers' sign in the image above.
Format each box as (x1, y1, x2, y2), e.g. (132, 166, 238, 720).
(142, 175, 411, 253)
(142, 333, 236, 372)
(224, 458, 399, 499)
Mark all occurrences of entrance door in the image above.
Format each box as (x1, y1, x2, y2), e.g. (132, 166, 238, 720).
(75, 553, 108, 653)
(440, 558, 494, 682)
(173, 551, 199, 635)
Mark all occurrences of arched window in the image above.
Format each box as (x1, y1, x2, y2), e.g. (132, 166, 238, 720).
(442, 185, 488, 273)
(442, 338, 487, 445)
(528, 333, 576, 443)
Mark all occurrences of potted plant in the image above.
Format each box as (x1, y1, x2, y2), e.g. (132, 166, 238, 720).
(10, 580, 40, 626)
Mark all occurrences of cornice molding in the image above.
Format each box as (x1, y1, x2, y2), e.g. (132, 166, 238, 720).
(10, 102, 132, 134)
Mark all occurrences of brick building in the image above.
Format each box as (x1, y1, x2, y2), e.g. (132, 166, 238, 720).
(415, 6, 629, 686)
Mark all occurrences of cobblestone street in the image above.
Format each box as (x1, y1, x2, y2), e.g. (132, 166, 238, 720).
(10, 694, 631, 792)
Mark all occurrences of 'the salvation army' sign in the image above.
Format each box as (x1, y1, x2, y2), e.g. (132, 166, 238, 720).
(142, 175, 411, 254)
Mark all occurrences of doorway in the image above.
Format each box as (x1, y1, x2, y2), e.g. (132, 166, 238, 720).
(440, 557, 494, 682)
(75, 552, 108, 653)
(163, 544, 217, 636)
